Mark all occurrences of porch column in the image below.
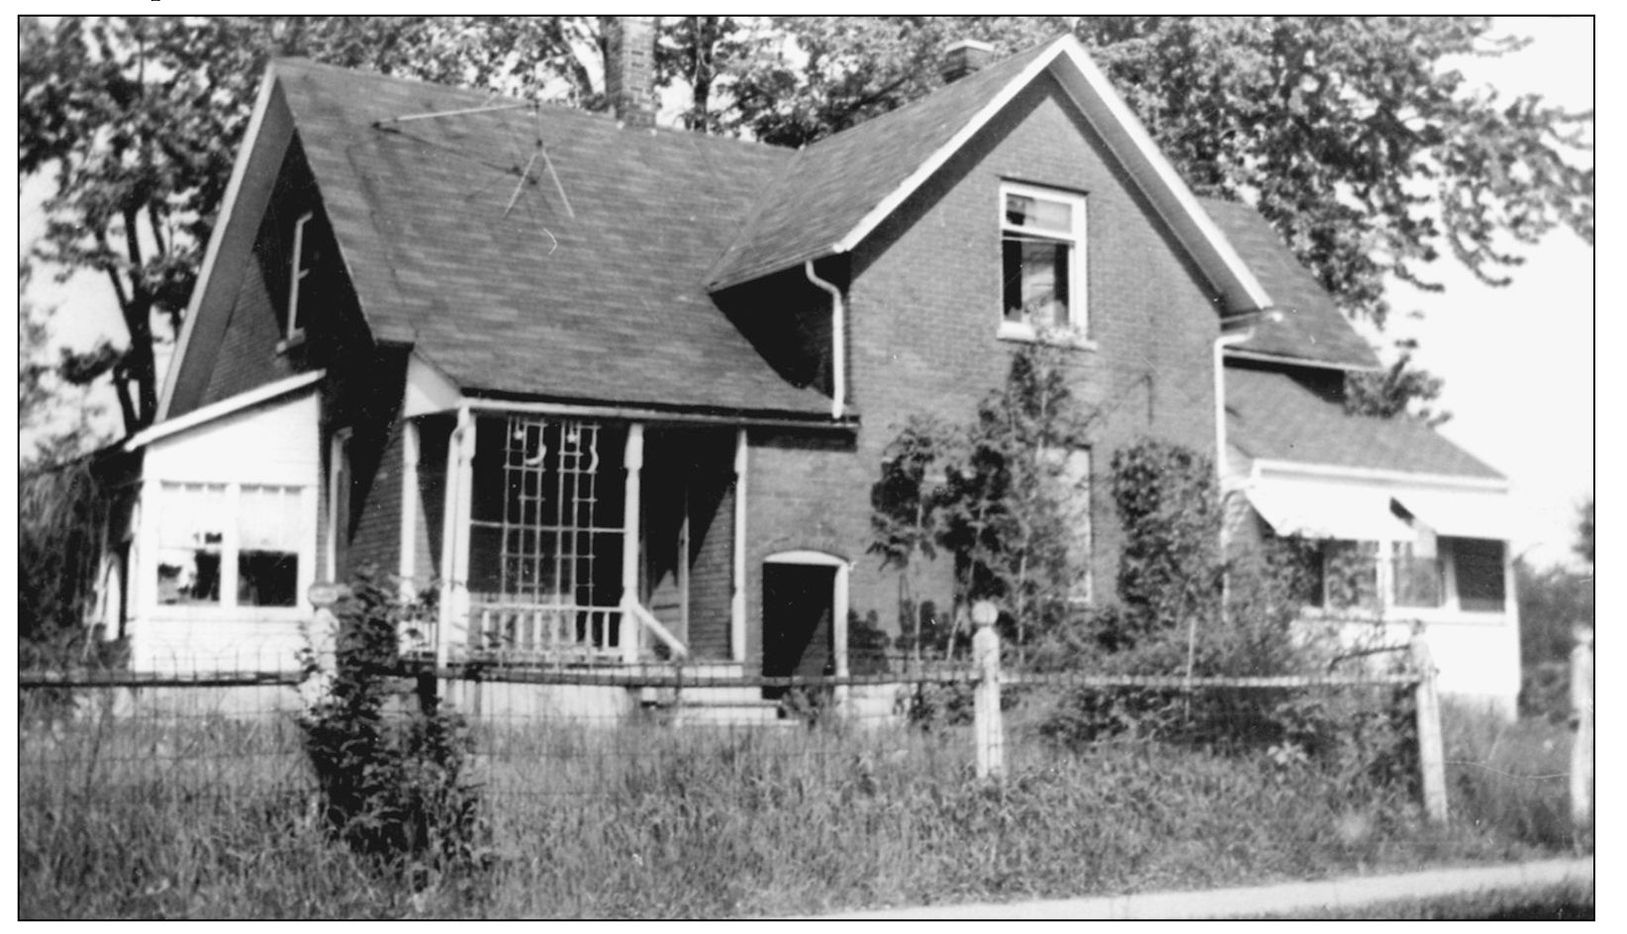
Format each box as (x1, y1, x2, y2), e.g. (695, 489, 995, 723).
(398, 419, 419, 601)
(437, 407, 473, 666)
(833, 562, 850, 709)
(731, 428, 748, 664)
(620, 423, 645, 664)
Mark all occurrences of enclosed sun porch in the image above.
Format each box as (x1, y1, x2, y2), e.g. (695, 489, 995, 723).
(390, 407, 748, 669)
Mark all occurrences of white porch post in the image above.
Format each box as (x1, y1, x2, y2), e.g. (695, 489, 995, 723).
(437, 407, 473, 666)
(731, 428, 748, 664)
(399, 419, 419, 600)
(620, 423, 645, 664)
(833, 562, 850, 709)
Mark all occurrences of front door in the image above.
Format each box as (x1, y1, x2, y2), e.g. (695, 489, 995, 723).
(761, 563, 834, 699)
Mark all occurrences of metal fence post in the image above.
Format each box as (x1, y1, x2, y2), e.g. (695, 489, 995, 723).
(972, 601, 1004, 780)
(1410, 635, 1448, 824)
(1570, 624, 1593, 833)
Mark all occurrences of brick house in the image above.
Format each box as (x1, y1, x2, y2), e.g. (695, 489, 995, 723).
(95, 26, 1521, 716)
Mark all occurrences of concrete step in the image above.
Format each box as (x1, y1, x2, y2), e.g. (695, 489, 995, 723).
(671, 701, 795, 728)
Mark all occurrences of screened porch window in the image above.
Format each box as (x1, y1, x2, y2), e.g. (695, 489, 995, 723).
(1391, 541, 1444, 608)
(1448, 537, 1506, 612)
(468, 417, 625, 615)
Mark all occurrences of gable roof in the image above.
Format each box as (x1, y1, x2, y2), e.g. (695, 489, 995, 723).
(1227, 366, 1502, 481)
(707, 35, 1273, 314)
(273, 58, 834, 419)
(1201, 198, 1381, 371)
(706, 41, 1054, 289)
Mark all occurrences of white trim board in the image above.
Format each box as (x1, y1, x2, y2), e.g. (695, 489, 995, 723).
(1251, 458, 1509, 493)
(831, 35, 1271, 313)
(156, 68, 280, 422)
(126, 370, 325, 452)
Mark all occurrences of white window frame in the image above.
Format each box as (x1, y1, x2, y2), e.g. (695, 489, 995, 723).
(151, 480, 314, 617)
(286, 211, 315, 343)
(998, 181, 1089, 345)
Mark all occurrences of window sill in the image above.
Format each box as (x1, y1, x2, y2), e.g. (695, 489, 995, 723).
(276, 330, 308, 355)
(998, 320, 1096, 351)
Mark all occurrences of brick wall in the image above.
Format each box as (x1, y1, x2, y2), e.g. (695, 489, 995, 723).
(749, 74, 1225, 649)
(344, 416, 403, 581)
(687, 461, 736, 661)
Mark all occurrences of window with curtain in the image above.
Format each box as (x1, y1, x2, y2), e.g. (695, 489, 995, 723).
(1001, 183, 1086, 337)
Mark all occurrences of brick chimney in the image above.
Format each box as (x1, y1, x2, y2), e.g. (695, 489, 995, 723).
(605, 16, 658, 127)
(941, 39, 995, 83)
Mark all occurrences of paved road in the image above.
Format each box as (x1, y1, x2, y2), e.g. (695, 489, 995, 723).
(809, 857, 1593, 919)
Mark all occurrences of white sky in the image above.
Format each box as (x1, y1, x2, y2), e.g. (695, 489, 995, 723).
(13, 14, 1598, 570)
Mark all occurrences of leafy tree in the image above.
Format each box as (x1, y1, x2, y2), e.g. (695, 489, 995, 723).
(19, 15, 639, 432)
(22, 16, 1591, 434)
(1575, 496, 1594, 566)
(870, 341, 1097, 659)
(1344, 337, 1450, 425)
(721, 16, 1590, 418)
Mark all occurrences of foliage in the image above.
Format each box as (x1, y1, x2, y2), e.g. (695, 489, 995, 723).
(1515, 557, 1593, 721)
(296, 569, 486, 879)
(1574, 496, 1593, 566)
(1108, 438, 1222, 642)
(21, 705, 1567, 918)
(1344, 337, 1450, 425)
(20, 16, 1592, 435)
(18, 455, 129, 673)
(19, 15, 671, 432)
(1442, 702, 1581, 850)
(870, 342, 1096, 657)
(721, 17, 1591, 326)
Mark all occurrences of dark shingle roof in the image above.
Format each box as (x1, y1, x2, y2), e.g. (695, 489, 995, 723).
(274, 58, 834, 418)
(1200, 198, 1380, 371)
(1227, 366, 1502, 479)
(706, 41, 1058, 289)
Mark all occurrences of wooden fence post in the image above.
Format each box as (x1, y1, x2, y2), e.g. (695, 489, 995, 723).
(972, 601, 1004, 780)
(1570, 625, 1593, 833)
(1410, 636, 1448, 824)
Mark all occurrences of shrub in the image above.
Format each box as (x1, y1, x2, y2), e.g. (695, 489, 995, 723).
(296, 569, 486, 880)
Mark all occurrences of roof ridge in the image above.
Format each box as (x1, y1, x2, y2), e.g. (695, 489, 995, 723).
(271, 55, 792, 155)
(794, 36, 1061, 157)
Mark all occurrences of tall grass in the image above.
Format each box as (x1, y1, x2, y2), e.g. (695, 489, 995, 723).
(1442, 702, 1584, 851)
(19, 697, 1573, 919)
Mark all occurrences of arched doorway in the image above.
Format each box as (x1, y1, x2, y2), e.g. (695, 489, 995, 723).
(761, 551, 849, 701)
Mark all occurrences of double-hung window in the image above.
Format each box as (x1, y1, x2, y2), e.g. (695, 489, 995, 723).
(1000, 182, 1086, 340)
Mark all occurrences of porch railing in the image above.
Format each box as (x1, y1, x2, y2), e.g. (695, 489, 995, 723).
(397, 596, 690, 664)
(467, 599, 625, 661)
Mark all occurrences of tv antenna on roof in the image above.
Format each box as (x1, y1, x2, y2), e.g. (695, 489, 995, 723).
(370, 95, 576, 228)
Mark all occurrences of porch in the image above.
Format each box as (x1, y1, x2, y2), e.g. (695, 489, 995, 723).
(404, 411, 750, 668)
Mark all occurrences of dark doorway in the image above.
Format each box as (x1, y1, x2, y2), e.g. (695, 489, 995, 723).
(761, 563, 834, 700)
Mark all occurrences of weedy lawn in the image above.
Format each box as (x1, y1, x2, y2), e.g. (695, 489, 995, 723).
(17, 700, 1584, 919)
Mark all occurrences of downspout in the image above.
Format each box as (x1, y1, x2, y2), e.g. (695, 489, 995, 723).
(1191, 314, 1267, 689)
(805, 260, 846, 420)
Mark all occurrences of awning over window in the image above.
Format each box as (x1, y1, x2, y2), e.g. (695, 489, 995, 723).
(1246, 481, 1415, 542)
(1246, 475, 1514, 545)
(1391, 488, 1513, 542)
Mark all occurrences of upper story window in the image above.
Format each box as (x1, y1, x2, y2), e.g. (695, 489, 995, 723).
(1000, 182, 1087, 342)
(286, 211, 316, 342)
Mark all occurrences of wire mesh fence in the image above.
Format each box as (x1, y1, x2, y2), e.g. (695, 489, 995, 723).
(18, 652, 1428, 809)
(18, 633, 1591, 919)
